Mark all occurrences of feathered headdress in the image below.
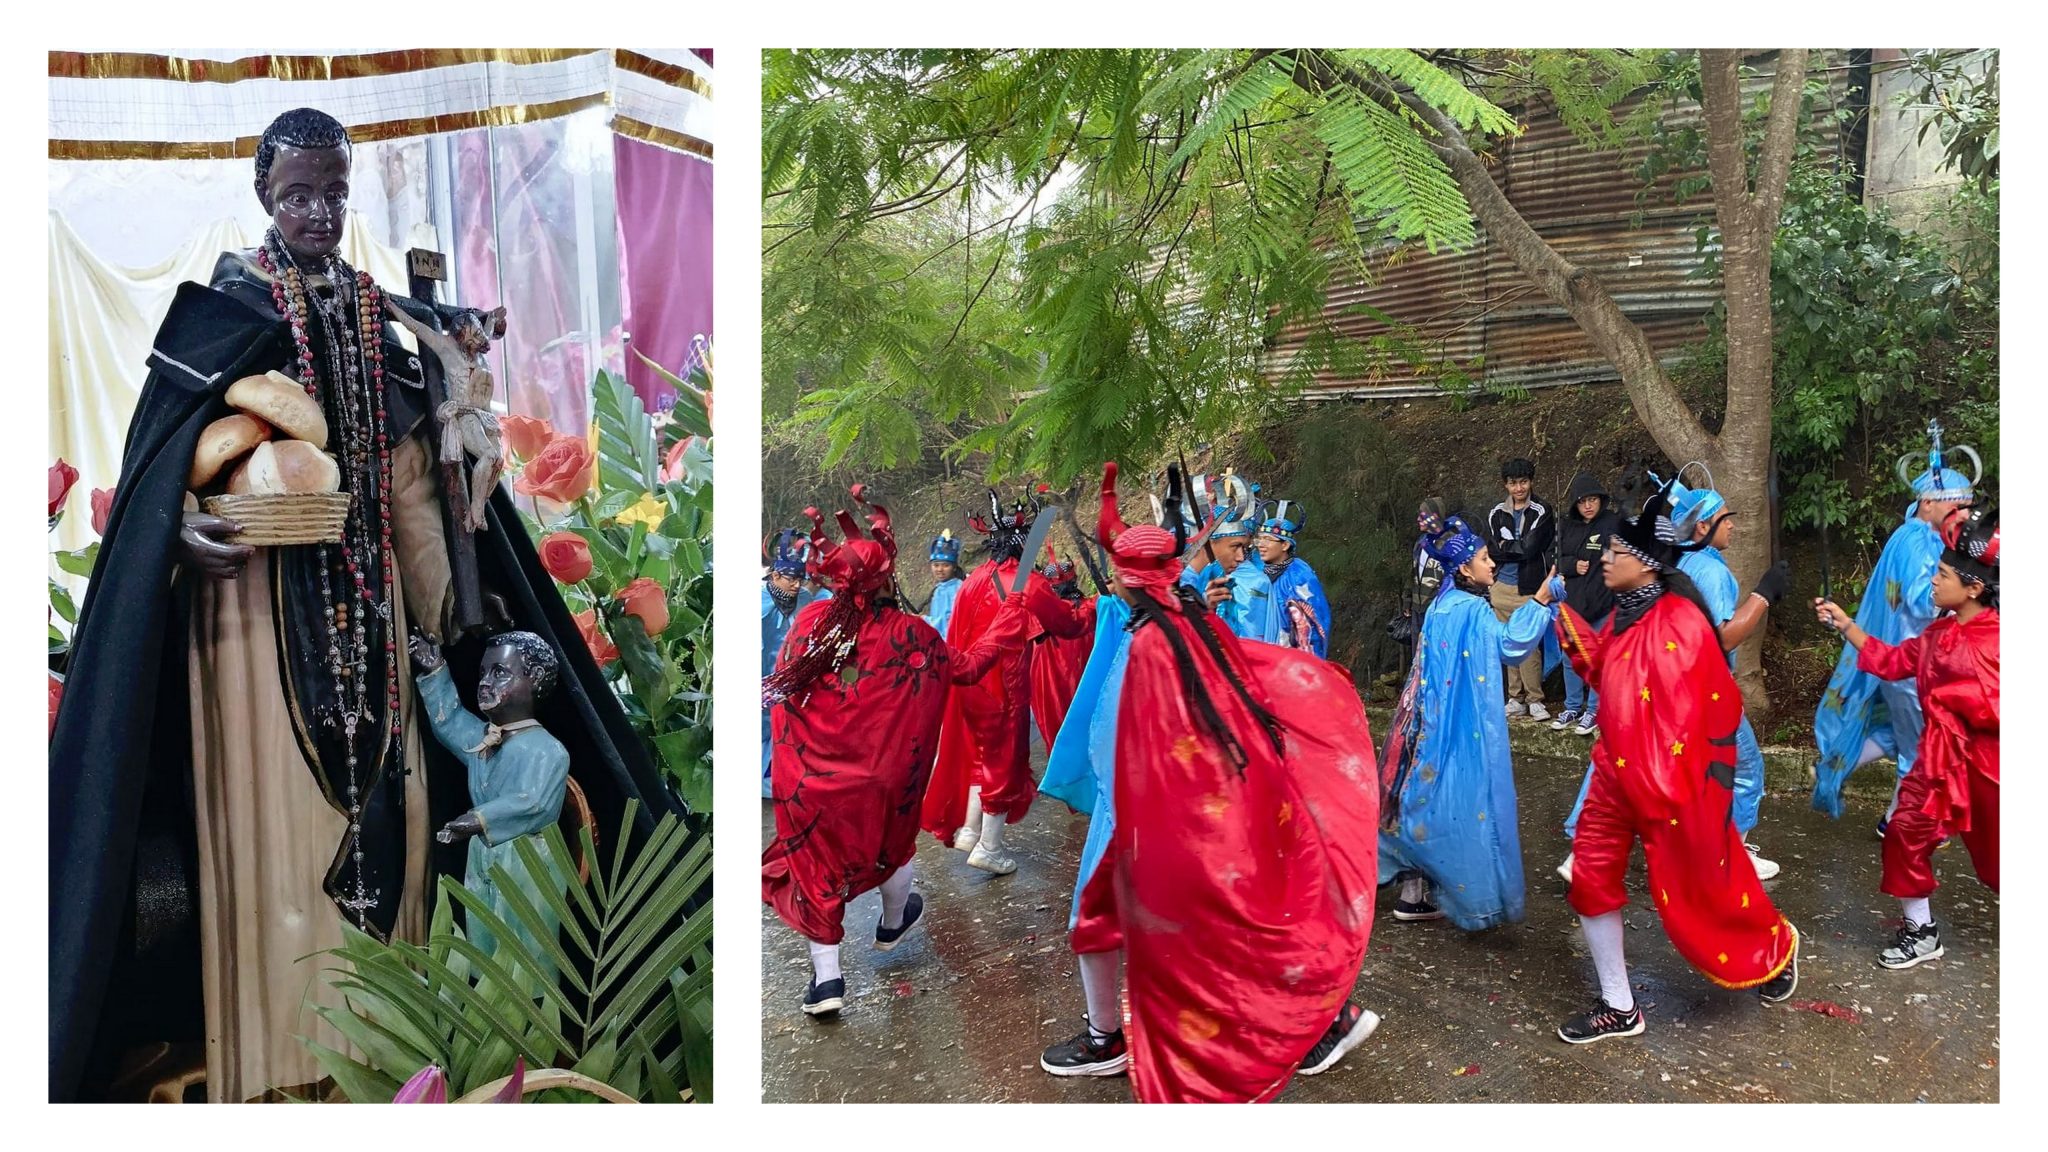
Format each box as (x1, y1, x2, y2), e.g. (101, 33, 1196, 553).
(764, 528, 811, 578)
(761, 485, 899, 708)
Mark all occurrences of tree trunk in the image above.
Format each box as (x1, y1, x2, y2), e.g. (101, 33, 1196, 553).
(1380, 50, 1807, 719)
(1701, 49, 1808, 715)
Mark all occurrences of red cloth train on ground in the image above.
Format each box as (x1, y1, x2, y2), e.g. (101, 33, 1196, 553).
(762, 492, 1030, 944)
(1086, 462, 1380, 1103)
(1556, 591, 1796, 989)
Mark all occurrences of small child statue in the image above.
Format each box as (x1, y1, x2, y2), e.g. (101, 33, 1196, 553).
(409, 630, 572, 977)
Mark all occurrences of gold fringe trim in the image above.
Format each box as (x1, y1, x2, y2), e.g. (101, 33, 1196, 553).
(1701, 921, 1799, 991)
(48, 48, 600, 84)
(612, 116, 714, 160)
(49, 92, 612, 161)
(613, 50, 713, 99)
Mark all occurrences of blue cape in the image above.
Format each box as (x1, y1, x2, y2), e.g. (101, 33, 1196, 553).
(923, 575, 963, 637)
(1379, 587, 1548, 930)
(1040, 596, 1132, 929)
(1812, 515, 1938, 816)
(1271, 555, 1334, 657)
(1180, 559, 1279, 643)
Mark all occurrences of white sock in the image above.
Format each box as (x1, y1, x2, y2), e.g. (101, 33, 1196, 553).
(1901, 897, 1932, 929)
(808, 939, 842, 984)
(964, 786, 984, 837)
(1399, 876, 1428, 904)
(1580, 911, 1634, 1013)
(879, 862, 914, 930)
(1079, 950, 1122, 1036)
(977, 811, 1007, 854)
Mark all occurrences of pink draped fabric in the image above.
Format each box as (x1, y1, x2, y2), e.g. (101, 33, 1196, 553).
(614, 135, 713, 411)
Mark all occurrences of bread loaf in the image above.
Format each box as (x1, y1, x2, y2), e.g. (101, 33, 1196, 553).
(225, 371, 328, 448)
(230, 441, 341, 496)
(189, 413, 273, 488)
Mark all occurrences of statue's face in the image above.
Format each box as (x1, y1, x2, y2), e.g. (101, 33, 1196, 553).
(477, 643, 537, 722)
(262, 144, 351, 261)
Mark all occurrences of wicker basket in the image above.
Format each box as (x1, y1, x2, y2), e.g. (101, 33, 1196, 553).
(202, 491, 352, 546)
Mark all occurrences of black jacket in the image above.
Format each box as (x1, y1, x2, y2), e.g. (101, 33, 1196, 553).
(1557, 471, 1620, 621)
(1485, 495, 1556, 596)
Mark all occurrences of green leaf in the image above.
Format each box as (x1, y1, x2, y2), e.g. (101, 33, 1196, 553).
(656, 727, 713, 813)
(55, 542, 99, 577)
(299, 1038, 404, 1104)
(49, 580, 76, 625)
(609, 603, 674, 725)
(675, 972, 714, 1103)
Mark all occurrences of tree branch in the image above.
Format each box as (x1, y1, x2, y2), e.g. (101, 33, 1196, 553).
(1753, 49, 1810, 227)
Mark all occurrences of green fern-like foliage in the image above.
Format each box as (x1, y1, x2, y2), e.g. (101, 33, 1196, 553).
(762, 49, 1517, 480)
(303, 804, 712, 1102)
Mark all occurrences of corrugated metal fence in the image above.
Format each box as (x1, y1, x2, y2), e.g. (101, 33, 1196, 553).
(1270, 52, 1852, 400)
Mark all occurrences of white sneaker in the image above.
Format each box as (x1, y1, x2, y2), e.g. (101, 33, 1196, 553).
(1527, 701, 1552, 723)
(952, 825, 979, 852)
(967, 844, 1017, 875)
(1550, 709, 1580, 732)
(1505, 700, 1528, 718)
(1746, 842, 1781, 881)
(1573, 713, 1599, 737)
(1556, 852, 1574, 884)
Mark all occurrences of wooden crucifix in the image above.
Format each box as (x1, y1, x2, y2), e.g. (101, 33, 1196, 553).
(404, 247, 487, 636)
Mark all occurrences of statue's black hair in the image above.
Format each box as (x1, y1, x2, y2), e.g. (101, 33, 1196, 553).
(485, 630, 560, 700)
(254, 108, 351, 199)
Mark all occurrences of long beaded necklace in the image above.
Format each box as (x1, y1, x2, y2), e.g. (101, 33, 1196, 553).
(257, 228, 400, 928)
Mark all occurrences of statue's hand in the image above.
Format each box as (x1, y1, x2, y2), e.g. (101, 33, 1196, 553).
(409, 632, 445, 672)
(437, 811, 485, 845)
(180, 511, 253, 578)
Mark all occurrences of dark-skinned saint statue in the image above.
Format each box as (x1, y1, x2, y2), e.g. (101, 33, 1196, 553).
(49, 108, 673, 1103)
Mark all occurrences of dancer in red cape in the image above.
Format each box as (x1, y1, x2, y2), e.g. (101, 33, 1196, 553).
(1816, 503, 1998, 971)
(1085, 462, 1382, 1102)
(922, 490, 1079, 874)
(1551, 481, 1799, 1045)
(762, 487, 1033, 1018)
(1029, 556, 1095, 748)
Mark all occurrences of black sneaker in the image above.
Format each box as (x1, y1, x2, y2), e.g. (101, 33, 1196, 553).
(1759, 925, 1800, 1002)
(1557, 1000, 1645, 1044)
(1039, 1024, 1128, 1077)
(874, 893, 925, 952)
(802, 977, 845, 1017)
(1298, 1002, 1381, 1075)
(1877, 921, 1944, 970)
(1392, 899, 1444, 922)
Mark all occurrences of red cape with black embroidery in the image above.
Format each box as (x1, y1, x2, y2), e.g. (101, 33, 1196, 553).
(1556, 590, 1796, 989)
(1084, 463, 1380, 1103)
(762, 496, 1032, 945)
(921, 557, 1081, 841)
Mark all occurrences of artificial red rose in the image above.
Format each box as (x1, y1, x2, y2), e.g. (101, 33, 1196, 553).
(660, 436, 695, 484)
(617, 577, 671, 636)
(502, 414, 555, 463)
(573, 608, 618, 667)
(513, 434, 596, 504)
(537, 531, 594, 585)
(90, 488, 115, 536)
(49, 673, 63, 739)
(49, 460, 79, 519)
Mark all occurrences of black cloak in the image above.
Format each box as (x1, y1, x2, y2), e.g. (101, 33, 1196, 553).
(50, 265, 675, 1101)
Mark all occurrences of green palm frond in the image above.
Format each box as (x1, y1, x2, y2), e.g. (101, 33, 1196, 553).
(303, 805, 711, 1102)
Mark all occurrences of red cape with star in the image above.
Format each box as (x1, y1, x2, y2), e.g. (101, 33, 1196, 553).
(1105, 598, 1380, 1102)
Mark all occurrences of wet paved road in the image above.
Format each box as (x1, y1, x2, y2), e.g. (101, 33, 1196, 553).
(761, 733, 1999, 1103)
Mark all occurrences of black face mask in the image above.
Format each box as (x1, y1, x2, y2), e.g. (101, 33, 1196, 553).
(769, 583, 799, 614)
